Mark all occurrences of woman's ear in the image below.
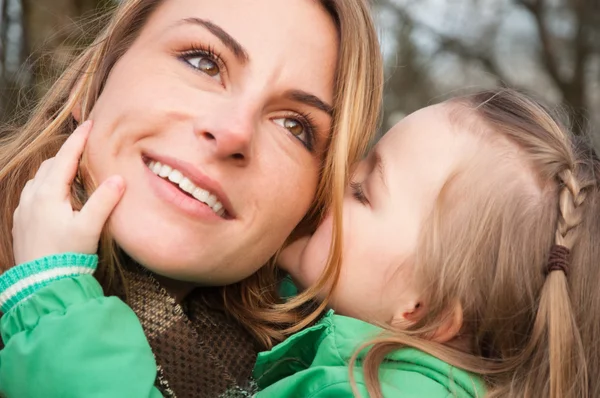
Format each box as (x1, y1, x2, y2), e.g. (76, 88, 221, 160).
(69, 75, 88, 123)
(430, 300, 463, 343)
(72, 102, 83, 123)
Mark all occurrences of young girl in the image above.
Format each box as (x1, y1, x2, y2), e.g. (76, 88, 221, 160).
(2, 89, 598, 397)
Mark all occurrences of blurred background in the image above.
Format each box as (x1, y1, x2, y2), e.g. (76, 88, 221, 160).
(1, 0, 599, 145)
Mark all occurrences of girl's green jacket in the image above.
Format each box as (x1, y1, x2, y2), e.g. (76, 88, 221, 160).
(0, 254, 485, 397)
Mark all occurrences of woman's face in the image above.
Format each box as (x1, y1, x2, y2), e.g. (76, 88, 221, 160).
(84, 0, 338, 284)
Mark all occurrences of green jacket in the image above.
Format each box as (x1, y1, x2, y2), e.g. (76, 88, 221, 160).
(254, 311, 486, 397)
(0, 254, 162, 398)
(0, 254, 486, 397)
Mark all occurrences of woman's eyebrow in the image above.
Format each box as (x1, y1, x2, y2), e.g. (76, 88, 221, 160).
(284, 89, 334, 116)
(175, 19, 332, 117)
(178, 18, 250, 64)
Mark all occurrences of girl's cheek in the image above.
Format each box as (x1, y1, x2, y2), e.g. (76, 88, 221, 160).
(295, 216, 334, 286)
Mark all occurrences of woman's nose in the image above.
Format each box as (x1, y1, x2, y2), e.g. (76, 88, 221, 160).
(196, 106, 255, 165)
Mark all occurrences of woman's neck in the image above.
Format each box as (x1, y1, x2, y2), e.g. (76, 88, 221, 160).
(154, 274, 196, 304)
(120, 251, 197, 303)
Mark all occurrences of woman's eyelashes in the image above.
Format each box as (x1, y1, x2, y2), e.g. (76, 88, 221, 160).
(179, 44, 225, 83)
(273, 112, 316, 151)
(350, 181, 369, 206)
(177, 43, 317, 152)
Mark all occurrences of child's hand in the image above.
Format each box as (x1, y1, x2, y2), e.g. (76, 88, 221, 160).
(12, 121, 125, 265)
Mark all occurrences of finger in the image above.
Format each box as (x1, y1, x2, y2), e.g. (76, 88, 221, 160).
(18, 179, 36, 205)
(77, 175, 125, 234)
(21, 178, 35, 196)
(46, 120, 93, 193)
(31, 159, 55, 189)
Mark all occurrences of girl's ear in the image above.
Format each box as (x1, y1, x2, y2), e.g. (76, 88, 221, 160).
(392, 299, 464, 344)
(391, 299, 425, 329)
(430, 300, 463, 343)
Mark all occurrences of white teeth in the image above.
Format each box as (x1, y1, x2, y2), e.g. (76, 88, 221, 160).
(158, 165, 172, 178)
(192, 187, 209, 202)
(168, 170, 183, 184)
(206, 194, 217, 207)
(211, 201, 223, 213)
(147, 159, 226, 216)
(179, 177, 195, 194)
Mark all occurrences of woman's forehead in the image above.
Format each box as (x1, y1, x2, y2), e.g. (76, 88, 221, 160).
(145, 0, 338, 60)
(139, 0, 339, 101)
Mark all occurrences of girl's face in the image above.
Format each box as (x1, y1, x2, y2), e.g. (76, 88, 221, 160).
(287, 104, 481, 324)
(84, 0, 338, 284)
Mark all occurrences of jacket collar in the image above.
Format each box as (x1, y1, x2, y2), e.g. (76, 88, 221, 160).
(254, 310, 486, 396)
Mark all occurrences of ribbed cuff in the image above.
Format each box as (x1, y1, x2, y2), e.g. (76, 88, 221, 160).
(0, 253, 98, 313)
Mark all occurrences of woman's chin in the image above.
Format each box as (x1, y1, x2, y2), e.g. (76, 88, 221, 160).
(111, 231, 260, 287)
(105, 195, 279, 286)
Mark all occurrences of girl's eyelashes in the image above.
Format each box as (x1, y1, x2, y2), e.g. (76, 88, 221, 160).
(273, 111, 316, 152)
(350, 181, 369, 205)
(178, 44, 226, 83)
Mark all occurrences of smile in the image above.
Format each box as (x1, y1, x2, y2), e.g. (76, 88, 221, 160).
(147, 160, 225, 217)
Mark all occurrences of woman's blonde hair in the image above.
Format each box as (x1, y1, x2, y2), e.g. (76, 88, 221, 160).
(0, 0, 383, 348)
(350, 89, 599, 398)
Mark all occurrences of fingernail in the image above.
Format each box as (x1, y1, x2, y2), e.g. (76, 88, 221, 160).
(105, 176, 124, 191)
(79, 120, 93, 131)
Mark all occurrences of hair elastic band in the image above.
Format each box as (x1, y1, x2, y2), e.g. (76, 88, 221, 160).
(546, 245, 570, 276)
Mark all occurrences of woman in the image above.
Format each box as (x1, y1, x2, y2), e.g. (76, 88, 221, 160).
(0, 0, 383, 396)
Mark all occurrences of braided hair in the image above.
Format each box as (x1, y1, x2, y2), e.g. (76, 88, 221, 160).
(462, 89, 597, 397)
(353, 89, 600, 398)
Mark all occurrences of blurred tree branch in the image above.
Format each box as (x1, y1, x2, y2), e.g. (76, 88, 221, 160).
(0, 0, 26, 123)
(516, 0, 594, 132)
(0, 0, 110, 123)
(0, 0, 6, 81)
(379, 0, 599, 135)
(22, 0, 111, 99)
(517, 0, 565, 90)
(409, 16, 509, 83)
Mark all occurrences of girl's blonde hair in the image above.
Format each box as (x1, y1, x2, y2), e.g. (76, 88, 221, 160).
(351, 89, 599, 398)
(0, 0, 383, 348)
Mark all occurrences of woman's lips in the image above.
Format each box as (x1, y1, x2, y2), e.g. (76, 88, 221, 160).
(143, 158, 231, 221)
(142, 151, 235, 219)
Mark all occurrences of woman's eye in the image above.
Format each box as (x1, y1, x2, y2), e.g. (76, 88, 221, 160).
(274, 117, 309, 144)
(184, 55, 221, 79)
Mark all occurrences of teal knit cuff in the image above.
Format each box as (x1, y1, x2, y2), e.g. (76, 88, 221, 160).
(0, 253, 98, 313)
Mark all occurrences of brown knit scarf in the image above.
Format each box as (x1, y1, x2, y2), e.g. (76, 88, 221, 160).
(122, 265, 260, 398)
